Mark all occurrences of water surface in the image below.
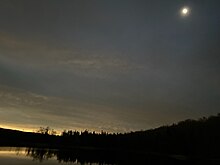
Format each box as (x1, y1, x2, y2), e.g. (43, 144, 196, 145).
(0, 147, 213, 165)
(0, 147, 97, 165)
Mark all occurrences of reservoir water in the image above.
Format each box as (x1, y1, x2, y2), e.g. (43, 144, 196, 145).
(0, 147, 215, 165)
(0, 147, 107, 165)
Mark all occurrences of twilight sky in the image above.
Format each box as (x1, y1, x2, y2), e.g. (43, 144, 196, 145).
(0, 0, 220, 133)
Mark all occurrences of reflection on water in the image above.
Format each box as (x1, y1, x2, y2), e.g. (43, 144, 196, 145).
(26, 148, 57, 162)
(0, 147, 26, 157)
(0, 147, 58, 165)
(0, 147, 115, 165)
(0, 147, 209, 165)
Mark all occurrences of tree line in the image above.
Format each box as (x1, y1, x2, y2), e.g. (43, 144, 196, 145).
(0, 114, 220, 158)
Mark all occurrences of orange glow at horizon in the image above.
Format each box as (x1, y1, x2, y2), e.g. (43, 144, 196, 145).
(0, 124, 38, 133)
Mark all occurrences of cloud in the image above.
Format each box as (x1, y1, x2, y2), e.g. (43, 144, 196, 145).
(0, 85, 144, 133)
(0, 85, 48, 107)
(1, 83, 181, 133)
(0, 31, 144, 74)
(58, 56, 144, 72)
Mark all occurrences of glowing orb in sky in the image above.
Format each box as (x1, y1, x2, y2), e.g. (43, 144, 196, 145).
(181, 7, 190, 16)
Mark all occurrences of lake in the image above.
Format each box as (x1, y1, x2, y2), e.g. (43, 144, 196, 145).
(0, 147, 215, 165)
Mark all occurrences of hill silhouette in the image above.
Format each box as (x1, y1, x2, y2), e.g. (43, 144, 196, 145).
(0, 114, 220, 160)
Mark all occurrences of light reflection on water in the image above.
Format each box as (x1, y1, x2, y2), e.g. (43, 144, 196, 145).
(0, 147, 199, 165)
(0, 147, 113, 165)
(0, 147, 26, 154)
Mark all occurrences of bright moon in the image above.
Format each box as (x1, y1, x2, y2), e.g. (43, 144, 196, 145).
(182, 8, 188, 14)
(181, 7, 190, 16)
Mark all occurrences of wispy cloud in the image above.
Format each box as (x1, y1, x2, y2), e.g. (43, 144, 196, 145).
(0, 32, 144, 73)
(59, 57, 144, 71)
(0, 85, 48, 107)
(0, 85, 141, 133)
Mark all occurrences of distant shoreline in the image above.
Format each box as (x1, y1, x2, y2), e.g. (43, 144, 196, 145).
(0, 114, 220, 161)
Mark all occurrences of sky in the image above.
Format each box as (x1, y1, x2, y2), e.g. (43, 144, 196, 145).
(0, 0, 220, 133)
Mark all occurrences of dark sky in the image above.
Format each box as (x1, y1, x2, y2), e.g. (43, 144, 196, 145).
(0, 0, 220, 133)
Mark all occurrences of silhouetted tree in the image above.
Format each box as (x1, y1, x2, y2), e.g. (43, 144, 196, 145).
(37, 126, 56, 135)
